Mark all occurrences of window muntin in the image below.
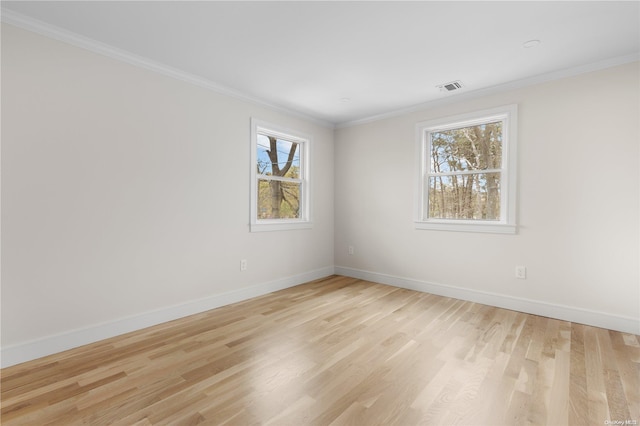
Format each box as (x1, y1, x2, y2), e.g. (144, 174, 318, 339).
(416, 105, 517, 233)
(250, 119, 311, 232)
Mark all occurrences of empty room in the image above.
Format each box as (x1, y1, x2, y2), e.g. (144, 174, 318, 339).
(1, 1, 639, 425)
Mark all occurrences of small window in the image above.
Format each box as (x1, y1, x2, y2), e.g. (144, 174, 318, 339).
(415, 105, 517, 233)
(250, 119, 311, 232)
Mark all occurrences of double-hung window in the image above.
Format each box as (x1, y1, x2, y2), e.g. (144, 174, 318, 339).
(250, 119, 311, 232)
(415, 105, 518, 234)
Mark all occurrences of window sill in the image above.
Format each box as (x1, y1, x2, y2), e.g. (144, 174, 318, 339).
(414, 221, 516, 234)
(250, 221, 313, 232)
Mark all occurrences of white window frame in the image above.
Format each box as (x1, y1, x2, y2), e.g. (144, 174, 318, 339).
(414, 104, 518, 234)
(250, 118, 312, 232)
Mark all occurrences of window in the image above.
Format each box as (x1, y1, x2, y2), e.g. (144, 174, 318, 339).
(415, 105, 517, 234)
(250, 119, 311, 232)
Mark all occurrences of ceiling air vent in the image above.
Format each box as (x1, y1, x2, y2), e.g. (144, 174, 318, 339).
(437, 80, 464, 92)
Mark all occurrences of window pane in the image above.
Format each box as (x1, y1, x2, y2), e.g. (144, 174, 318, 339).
(257, 179, 301, 219)
(428, 173, 501, 220)
(430, 121, 502, 172)
(257, 134, 300, 179)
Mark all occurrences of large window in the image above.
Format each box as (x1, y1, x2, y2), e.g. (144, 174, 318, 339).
(415, 105, 517, 233)
(250, 119, 311, 232)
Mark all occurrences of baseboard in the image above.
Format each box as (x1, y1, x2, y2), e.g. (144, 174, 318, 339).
(4, 265, 636, 368)
(335, 266, 639, 335)
(1, 266, 335, 368)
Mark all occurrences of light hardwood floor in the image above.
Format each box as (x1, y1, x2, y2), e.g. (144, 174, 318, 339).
(2, 275, 639, 425)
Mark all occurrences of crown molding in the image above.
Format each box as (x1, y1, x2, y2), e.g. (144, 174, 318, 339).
(2, 8, 637, 131)
(0, 9, 335, 129)
(335, 52, 640, 129)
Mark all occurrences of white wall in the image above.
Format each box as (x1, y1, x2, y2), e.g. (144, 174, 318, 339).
(1, 24, 334, 366)
(335, 62, 639, 333)
(2, 23, 638, 368)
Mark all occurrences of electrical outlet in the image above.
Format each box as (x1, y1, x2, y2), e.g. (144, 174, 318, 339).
(515, 266, 526, 279)
(240, 259, 247, 271)
(348, 246, 354, 255)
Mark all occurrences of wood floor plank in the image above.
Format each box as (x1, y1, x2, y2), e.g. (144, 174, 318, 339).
(569, 323, 589, 426)
(2, 275, 638, 425)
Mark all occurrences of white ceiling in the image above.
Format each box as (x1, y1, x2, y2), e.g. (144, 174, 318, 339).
(3, 1, 639, 126)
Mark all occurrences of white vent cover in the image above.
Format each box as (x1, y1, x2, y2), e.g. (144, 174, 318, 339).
(437, 80, 464, 92)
